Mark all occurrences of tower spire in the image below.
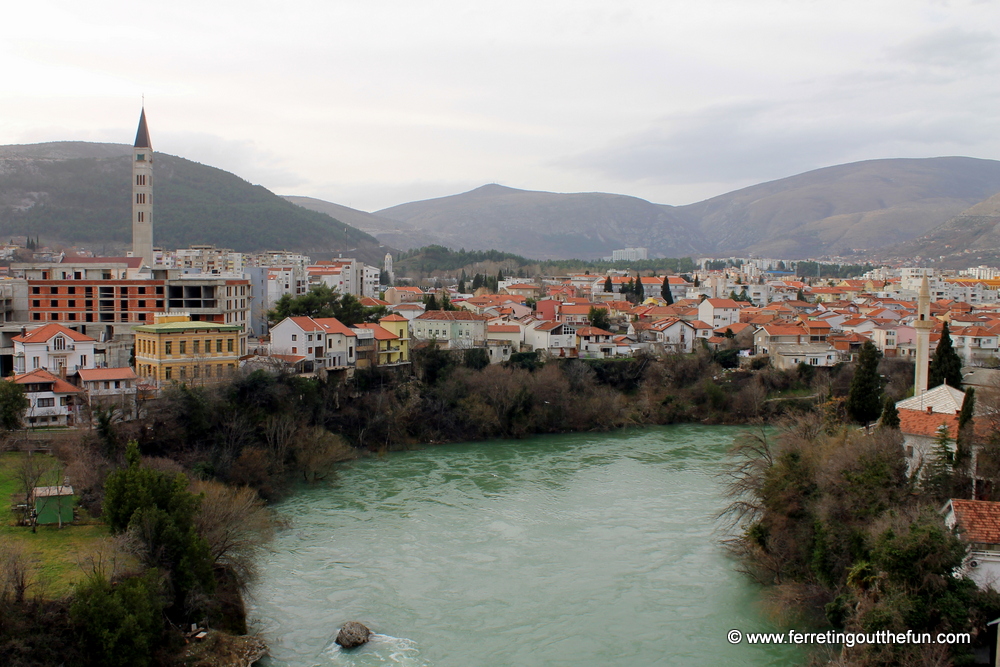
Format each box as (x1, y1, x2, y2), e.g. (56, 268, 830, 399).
(132, 107, 154, 266)
(913, 273, 933, 396)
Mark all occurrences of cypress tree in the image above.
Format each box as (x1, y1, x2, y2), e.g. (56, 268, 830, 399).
(878, 396, 900, 430)
(604, 276, 613, 294)
(846, 340, 883, 424)
(929, 322, 963, 389)
(661, 276, 674, 305)
(424, 294, 439, 311)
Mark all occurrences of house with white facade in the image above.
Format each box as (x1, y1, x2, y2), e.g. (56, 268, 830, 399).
(76, 367, 139, 418)
(13, 324, 97, 375)
(10, 368, 84, 427)
(697, 298, 741, 329)
(270, 315, 358, 369)
(943, 499, 1000, 592)
(524, 321, 576, 357)
(575, 326, 615, 358)
(411, 310, 489, 349)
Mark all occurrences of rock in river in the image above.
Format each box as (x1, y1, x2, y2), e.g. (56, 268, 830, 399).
(336, 621, 372, 649)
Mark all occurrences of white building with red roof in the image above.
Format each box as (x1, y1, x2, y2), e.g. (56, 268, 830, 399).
(9, 368, 85, 427)
(270, 315, 358, 369)
(943, 499, 1000, 591)
(697, 298, 742, 329)
(76, 367, 140, 418)
(13, 324, 97, 375)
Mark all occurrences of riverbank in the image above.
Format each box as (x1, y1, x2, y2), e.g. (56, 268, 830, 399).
(251, 425, 805, 667)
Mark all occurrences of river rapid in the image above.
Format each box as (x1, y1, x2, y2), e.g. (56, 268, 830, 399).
(249, 425, 803, 666)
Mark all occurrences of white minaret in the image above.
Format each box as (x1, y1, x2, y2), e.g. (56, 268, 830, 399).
(384, 252, 394, 285)
(132, 108, 154, 266)
(913, 274, 933, 396)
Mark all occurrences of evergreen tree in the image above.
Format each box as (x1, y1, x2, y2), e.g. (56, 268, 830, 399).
(924, 425, 955, 501)
(497, 269, 504, 283)
(424, 294, 439, 311)
(457, 278, 465, 293)
(929, 322, 963, 389)
(588, 306, 611, 331)
(604, 276, 614, 294)
(846, 341, 884, 424)
(661, 276, 674, 305)
(471, 273, 484, 291)
(878, 396, 900, 430)
(955, 387, 976, 468)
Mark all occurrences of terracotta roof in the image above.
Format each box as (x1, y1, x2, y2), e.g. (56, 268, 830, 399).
(898, 409, 959, 439)
(288, 316, 325, 332)
(948, 499, 1000, 545)
(575, 326, 613, 336)
(379, 314, 408, 322)
(9, 368, 83, 393)
(360, 297, 391, 307)
(313, 317, 357, 337)
(353, 323, 398, 340)
(77, 367, 138, 382)
(488, 325, 521, 333)
(415, 310, 488, 321)
(13, 323, 96, 344)
(704, 298, 741, 307)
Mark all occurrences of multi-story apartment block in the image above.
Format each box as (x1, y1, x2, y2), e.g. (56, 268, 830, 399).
(134, 313, 246, 384)
(11, 259, 250, 338)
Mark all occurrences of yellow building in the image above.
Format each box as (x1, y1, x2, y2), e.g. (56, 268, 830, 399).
(134, 313, 246, 383)
(352, 315, 410, 367)
(378, 314, 410, 363)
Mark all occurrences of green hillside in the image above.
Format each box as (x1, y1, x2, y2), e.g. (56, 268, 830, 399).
(0, 142, 384, 260)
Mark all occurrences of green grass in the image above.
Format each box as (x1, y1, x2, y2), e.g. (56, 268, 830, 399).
(0, 452, 110, 597)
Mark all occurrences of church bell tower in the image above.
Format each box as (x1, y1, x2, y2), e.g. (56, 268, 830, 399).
(132, 108, 154, 266)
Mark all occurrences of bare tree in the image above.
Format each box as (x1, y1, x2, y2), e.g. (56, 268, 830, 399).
(13, 453, 52, 532)
(191, 480, 276, 592)
(263, 413, 299, 472)
(0, 542, 36, 605)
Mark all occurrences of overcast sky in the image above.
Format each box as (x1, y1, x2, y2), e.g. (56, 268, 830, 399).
(2, 0, 998, 212)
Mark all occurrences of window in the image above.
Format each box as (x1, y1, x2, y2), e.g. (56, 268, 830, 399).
(137, 211, 144, 222)
(32, 300, 40, 308)
(291, 334, 297, 341)
(165, 341, 173, 355)
(32, 357, 39, 369)
(68, 300, 76, 307)
(165, 367, 172, 380)
(179, 341, 188, 354)
(60, 396, 70, 406)
(136, 153, 145, 161)
(32, 286, 40, 294)
(193, 340, 200, 354)
(291, 347, 297, 354)
(104, 382, 110, 390)
(37, 397, 54, 408)
(227, 339, 233, 352)
(50, 300, 57, 308)
(68, 313, 76, 321)
(80, 355, 86, 366)
(180, 366, 186, 379)
(53, 337, 66, 350)
(216, 339, 222, 353)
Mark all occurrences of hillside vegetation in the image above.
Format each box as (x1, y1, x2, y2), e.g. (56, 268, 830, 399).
(0, 142, 385, 262)
(372, 157, 1000, 259)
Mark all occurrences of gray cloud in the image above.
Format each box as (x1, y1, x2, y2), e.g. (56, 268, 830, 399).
(891, 27, 997, 68)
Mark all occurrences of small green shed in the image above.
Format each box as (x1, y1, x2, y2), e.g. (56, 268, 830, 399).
(32, 485, 75, 526)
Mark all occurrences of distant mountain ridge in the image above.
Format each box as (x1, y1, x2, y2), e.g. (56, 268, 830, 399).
(0, 142, 388, 264)
(358, 157, 1000, 260)
(880, 192, 1000, 268)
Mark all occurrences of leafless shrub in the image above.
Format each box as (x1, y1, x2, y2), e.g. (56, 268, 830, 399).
(191, 480, 277, 592)
(0, 542, 36, 605)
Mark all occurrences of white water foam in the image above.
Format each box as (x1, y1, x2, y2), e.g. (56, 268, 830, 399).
(324, 633, 429, 666)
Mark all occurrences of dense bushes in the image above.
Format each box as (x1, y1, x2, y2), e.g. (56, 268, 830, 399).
(724, 417, 1000, 665)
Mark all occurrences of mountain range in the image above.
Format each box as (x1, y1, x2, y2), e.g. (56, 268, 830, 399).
(289, 157, 1000, 261)
(2, 140, 999, 264)
(0, 142, 388, 264)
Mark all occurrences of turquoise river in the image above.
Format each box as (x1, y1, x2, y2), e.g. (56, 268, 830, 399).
(250, 425, 805, 666)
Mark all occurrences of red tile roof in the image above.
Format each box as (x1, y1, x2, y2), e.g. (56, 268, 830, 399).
(9, 368, 83, 393)
(77, 367, 138, 382)
(575, 326, 613, 336)
(379, 314, 408, 322)
(949, 499, 1000, 545)
(416, 310, 488, 321)
(898, 409, 959, 439)
(313, 317, 357, 337)
(353, 323, 398, 340)
(488, 325, 521, 333)
(12, 323, 96, 344)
